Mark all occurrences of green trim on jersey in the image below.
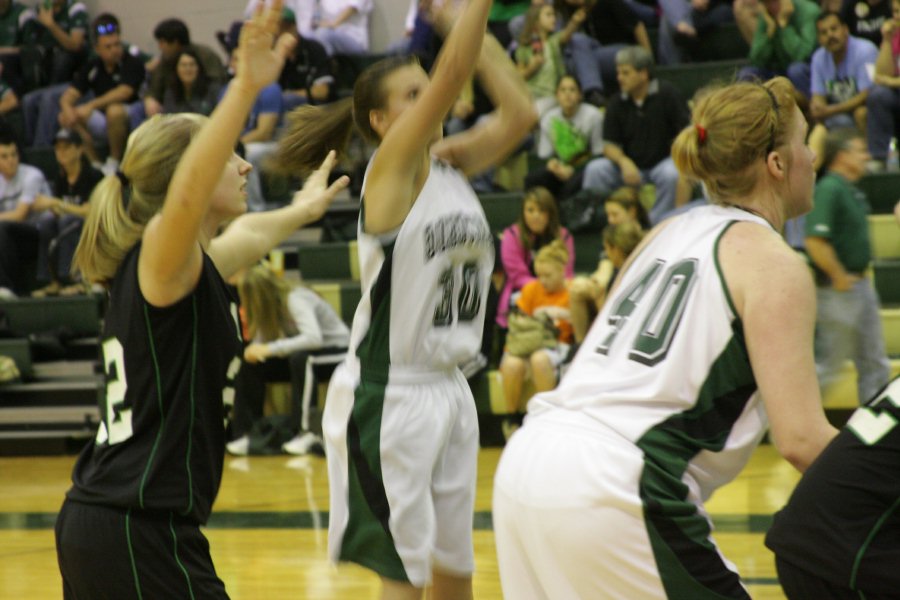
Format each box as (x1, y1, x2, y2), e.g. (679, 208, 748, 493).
(341, 240, 408, 582)
(182, 297, 198, 518)
(139, 304, 167, 510)
(169, 512, 196, 600)
(714, 222, 740, 317)
(637, 320, 757, 599)
(126, 508, 144, 600)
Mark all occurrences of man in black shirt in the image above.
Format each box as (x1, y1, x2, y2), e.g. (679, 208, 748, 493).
(58, 13, 145, 174)
(582, 46, 690, 224)
(278, 8, 333, 112)
(766, 376, 900, 600)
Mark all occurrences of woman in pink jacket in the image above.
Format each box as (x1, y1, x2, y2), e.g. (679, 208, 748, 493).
(497, 186, 575, 329)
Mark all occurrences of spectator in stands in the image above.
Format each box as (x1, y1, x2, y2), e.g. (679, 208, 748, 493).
(489, 0, 532, 48)
(657, 0, 737, 64)
(162, 48, 221, 116)
(810, 12, 877, 132)
(30, 128, 100, 296)
(736, 0, 820, 99)
(555, 0, 653, 106)
(226, 264, 350, 457)
(805, 128, 891, 404)
(515, 3, 585, 115)
(568, 218, 644, 345)
(278, 7, 333, 111)
(0, 62, 18, 116)
(22, 0, 87, 87)
(498, 186, 575, 330)
(0, 0, 34, 94)
(308, 0, 372, 56)
(499, 240, 573, 437)
(144, 18, 226, 119)
(841, 0, 891, 46)
(0, 129, 50, 296)
(582, 46, 690, 224)
(865, 0, 900, 165)
(525, 74, 604, 200)
(57, 13, 145, 175)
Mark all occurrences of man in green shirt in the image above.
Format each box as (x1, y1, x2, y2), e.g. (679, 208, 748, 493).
(23, 0, 88, 85)
(805, 128, 891, 404)
(736, 0, 820, 98)
(0, 0, 33, 92)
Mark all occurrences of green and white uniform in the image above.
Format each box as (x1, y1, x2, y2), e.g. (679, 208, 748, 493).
(323, 156, 493, 586)
(494, 205, 768, 600)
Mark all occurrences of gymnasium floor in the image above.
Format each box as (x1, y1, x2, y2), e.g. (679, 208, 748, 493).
(1, 444, 798, 599)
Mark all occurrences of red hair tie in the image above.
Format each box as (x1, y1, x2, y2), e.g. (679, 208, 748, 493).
(696, 124, 707, 145)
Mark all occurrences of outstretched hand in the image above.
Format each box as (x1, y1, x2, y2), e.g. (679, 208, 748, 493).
(292, 150, 351, 222)
(235, 0, 297, 92)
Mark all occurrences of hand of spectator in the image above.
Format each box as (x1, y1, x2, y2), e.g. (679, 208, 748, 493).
(58, 106, 77, 129)
(777, 0, 794, 28)
(290, 150, 350, 222)
(692, 0, 710, 11)
(761, 8, 777, 37)
(809, 97, 829, 120)
(535, 305, 570, 321)
(235, 0, 296, 94)
(74, 104, 92, 121)
(549, 161, 574, 180)
(32, 194, 55, 212)
(832, 271, 860, 292)
(244, 342, 271, 363)
(676, 21, 698, 36)
(37, 5, 55, 27)
(621, 160, 642, 187)
(572, 8, 588, 25)
(873, 74, 900, 87)
(882, 19, 896, 38)
(51, 200, 67, 216)
(144, 97, 163, 117)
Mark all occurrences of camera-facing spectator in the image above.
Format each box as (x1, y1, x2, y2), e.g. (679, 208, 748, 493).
(162, 48, 221, 116)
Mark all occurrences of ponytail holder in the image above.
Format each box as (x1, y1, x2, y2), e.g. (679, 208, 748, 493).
(695, 124, 707, 145)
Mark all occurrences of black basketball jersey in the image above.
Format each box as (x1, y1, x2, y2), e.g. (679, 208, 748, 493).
(67, 243, 243, 524)
(765, 376, 900, 594)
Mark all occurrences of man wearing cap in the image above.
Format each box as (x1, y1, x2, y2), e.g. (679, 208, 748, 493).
(278, 7, 333, 111)
(58, 12, 145, 175)
(30, 127, 101, 296)
(0, 128, 51, 296)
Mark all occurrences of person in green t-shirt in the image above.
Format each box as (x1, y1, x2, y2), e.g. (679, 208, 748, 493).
(23, 0, 88, 85)
(805, 127, 891, 404)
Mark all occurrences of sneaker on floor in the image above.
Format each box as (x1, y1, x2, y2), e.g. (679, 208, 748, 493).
(0, 287, 16, 300)
(282, 431, 324, 456)
(31, 281, 61, 298)
(226, 435, 250, 456)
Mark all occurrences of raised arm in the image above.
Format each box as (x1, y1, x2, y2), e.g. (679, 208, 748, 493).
(362, 0, 490, 234)
(139, 1, 295, 307)
(720, 222, 837, 472)
(431, 27, 538, 176)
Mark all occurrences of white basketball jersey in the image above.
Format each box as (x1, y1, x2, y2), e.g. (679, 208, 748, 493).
(348, 156, 494, 373)
(530, 205, 772, 500)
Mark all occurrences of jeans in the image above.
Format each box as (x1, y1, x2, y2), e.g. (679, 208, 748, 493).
(737, 63, 811, 98)
(583, 156, 680, 224)
(35, 211, 82, 283)
(815, 279, 891, 404)
(564, 33, 626, 94)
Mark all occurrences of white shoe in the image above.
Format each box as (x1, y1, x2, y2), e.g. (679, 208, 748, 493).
(226, 435, 250, 456)
(282, 431, 324, 456)
(0, 287, 16, 300)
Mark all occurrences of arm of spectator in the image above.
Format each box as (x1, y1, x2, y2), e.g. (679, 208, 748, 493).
(37, 6, 84, 52)
(633, 21, 652, 53)
(58, 86, 82, 128)
(818, 89, 869, 119)
(0, 88, 18, 114)
(749, 16, 776, 64)
(516, 47, 545, 80)
(320, 6, 358, 29)
(563, 229, 576, 278)
(805, 236, 859, 291)
(777, 0, 818, 62)
(309, 78, 332, 102)
(266, 291, 325, 355)
(240, 111, 278, 144)
(875, 21, 897, 79)
(602, 141, 641, 186)
(501, 227, 537, 291)
(144, 96, 163, 117)
(82, 84, 136, 113)
(0, 201, 29, 222)
(559, 8, 586, 45)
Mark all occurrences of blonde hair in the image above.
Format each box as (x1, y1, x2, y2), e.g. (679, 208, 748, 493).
(237, 264, 298, 342)
(603, 221, 645, 258)
(671, 77, 798, 205)
(534, 239, 569, 270)
(73, 113, 207, 284)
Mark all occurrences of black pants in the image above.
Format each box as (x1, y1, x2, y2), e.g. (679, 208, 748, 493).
(232, 347, 346, 438)
(0, 221, 38, 294)
(776, 556, 894, 600)
(524, 166, 586, 202)
(56, 499, 228, 600)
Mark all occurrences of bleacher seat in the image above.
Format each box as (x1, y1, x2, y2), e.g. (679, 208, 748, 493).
(870, 214, 900, 259)
(297, 241, 359, 281)
(874, 259, 900, 304)
(0, 338, 31, 379)
(479, 192, 523, 234)
(655, 59, 749, 102)
(0, 295, 102, 337)
(857, 172, 900, 215)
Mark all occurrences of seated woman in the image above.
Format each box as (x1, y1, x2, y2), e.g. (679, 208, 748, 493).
(497, 186, 575, 333)
(568, 220, 645, 345)
(162, 48, 222, 116)
(499, 240, 573, 437)
(227, 264, 350, 456)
